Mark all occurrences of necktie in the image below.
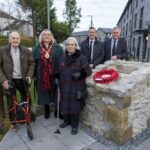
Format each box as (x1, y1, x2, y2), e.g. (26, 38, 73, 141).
(112, 40, 117, 56)
(89, 41, 93, 63)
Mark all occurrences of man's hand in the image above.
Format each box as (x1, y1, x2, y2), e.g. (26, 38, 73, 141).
(26, 77, 32, 85)
(2, 80, 9, 89)
(111, 55, 117, 61)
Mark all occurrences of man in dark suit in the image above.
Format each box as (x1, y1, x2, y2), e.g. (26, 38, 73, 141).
(104, 27, 128, 62)
(80, 27, 104, 69)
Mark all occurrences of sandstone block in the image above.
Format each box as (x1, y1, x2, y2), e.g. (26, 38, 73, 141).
(104, 105, 128, 128)
(108, 125, 132, 145)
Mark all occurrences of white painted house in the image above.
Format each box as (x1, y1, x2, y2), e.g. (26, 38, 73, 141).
(0, 10, 33, 37)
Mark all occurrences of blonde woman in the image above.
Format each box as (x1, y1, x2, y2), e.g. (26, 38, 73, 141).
(32, 29, 63, 119)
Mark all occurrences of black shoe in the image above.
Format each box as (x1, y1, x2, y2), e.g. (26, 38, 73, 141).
(59, 122, 70, 128)
(44, 105, 50, 119)
(71, 128, 78, 135)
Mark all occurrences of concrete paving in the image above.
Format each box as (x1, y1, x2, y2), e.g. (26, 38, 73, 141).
(0, 115, 150, 150)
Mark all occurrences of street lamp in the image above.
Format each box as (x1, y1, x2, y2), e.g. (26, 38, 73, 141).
(87, 15, 93, 27)
(47, 0, 50, 30)
(146, 20, 150, 61)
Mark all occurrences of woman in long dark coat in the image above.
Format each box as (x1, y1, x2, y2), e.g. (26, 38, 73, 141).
(32, 29, 63, 119)
(57, 37, 92, 134)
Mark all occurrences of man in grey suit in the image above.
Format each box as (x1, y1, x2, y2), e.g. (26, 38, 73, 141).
(104, 27, 128, 62)
(80, 27, 104, 69)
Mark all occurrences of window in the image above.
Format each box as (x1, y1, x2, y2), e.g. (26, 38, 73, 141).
(129, 20, 132, 31)
(133, 38, 135, 50)
(136, 0, 138, 8)
(139, 7, 144, 29)
(126, 23, 128, 35)
(134, 14, 137, 28)
(123, 26, 125, 37)
(126, 10, 129, 19)
(137, 36, 141, 59)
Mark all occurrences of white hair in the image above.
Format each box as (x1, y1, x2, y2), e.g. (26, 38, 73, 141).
(65, 37, 80, 50)
(38, 29, 55, 43)
(9, 31, 20, 40)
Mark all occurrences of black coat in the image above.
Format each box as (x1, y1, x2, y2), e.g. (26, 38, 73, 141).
(104, 38, 128, 62)
(58, 50, 92, 114)
(80, 37, 104, 66)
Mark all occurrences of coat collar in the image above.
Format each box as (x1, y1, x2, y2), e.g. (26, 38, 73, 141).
(7, 44, 26, 58)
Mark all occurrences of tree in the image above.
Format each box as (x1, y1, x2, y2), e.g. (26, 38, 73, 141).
(16, 0, 57, 36)
(52, 21, 70, 43)
(63, 0, 81, 33)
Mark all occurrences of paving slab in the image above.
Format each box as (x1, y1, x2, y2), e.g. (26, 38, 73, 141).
(82, 142, 111, 150)
(58, 129, 96, 150)
(0, 115, 97, 150)
(0, 130, 29, 150)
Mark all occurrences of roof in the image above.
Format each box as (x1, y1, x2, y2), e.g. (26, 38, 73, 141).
(97, 27, 112, 33)
(71, 30, 88, 36)
(0, 10, 16, 20)
(4, 20, 31, 30)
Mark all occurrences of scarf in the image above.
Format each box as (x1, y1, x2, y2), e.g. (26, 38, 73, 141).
(40, 42, 53, 91)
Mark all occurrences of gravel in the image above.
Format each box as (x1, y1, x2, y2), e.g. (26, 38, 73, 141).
(81, 125, 150, 150)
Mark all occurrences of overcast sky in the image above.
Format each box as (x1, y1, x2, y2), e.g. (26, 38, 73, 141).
(0, 0, 128, 32)
(54, 0, 128, 31)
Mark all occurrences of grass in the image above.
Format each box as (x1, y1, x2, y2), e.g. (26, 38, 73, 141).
(0, 83, 36, 141)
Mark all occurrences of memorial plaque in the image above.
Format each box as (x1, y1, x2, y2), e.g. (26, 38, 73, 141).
(107, 65, 137, 74)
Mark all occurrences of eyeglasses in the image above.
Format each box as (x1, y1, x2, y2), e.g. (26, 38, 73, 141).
(66, 43, 76, 46)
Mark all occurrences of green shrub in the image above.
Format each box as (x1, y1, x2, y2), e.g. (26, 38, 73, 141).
(0, 36, 36, 47)
(0, 36, 8, 46)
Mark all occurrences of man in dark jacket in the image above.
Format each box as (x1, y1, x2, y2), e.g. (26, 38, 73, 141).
(0, 31, 35, 131)
(104, 27, 128, 62)
(80, 27, 104, 69)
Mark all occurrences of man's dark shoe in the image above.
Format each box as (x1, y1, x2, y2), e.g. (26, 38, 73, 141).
(59, 122, 70, 128)
(71, 128, 78, 135)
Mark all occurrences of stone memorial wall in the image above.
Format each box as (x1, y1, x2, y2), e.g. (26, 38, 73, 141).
(81, 60, 150, 144)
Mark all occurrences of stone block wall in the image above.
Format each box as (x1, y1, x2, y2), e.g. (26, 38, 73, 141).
(81, 60, 150, 144)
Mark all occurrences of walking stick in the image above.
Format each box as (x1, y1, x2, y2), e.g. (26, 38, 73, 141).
(54, 85, 61, 134)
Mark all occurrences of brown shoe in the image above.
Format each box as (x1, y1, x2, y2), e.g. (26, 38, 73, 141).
(10, 124, 17, 132)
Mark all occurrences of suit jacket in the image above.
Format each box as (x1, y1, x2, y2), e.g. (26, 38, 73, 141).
(104, 38, 128, 62)
(80, 37, 104, 66)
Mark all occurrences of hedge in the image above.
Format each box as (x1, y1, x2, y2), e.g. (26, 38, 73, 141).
(0, 36, 36, 47)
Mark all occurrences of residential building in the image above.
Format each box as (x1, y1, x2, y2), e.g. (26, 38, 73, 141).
(117, 0, 150, 61)
(0, 10, 33, 37)
(71, 27, 112, 44)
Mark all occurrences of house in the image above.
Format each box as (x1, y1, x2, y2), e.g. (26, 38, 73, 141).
(0, 10, 33, 37)
(117, 0, 150, 61)
(71, 27, 112, 44)
(97, 28, 112, 41)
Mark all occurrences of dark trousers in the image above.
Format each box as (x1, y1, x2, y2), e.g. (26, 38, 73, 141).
(63, 114, 79, 128)
(44, 104, 50, 114)
(5, 79, 27, 123)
